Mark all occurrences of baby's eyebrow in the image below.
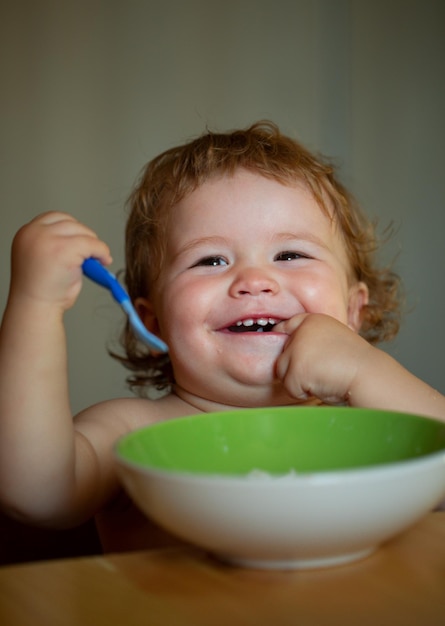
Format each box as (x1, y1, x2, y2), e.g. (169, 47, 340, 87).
(173, 236, 230, 260)
(273, 231, 330, 250)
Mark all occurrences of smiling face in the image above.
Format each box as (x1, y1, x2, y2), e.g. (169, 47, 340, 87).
(139, 169, 367, 410)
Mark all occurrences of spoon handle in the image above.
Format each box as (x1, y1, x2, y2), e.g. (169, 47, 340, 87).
(82, 258, 168, 353)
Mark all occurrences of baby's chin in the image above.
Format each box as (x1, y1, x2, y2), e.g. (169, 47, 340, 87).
(173, 351, 288, 408)
(218, 357, 275, 384)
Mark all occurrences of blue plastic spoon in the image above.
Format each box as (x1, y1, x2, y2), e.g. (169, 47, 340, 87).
(82, 258, 168, 353)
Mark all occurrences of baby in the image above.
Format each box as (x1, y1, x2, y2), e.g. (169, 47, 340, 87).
(1, 121, 444, 552)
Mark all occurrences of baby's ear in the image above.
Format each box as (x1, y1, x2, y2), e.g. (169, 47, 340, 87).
(347, 282, 369, 332)
(135, 297, 161, 336)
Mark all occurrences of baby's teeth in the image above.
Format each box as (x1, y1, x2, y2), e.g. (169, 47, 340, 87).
(236, 318, 278, 327)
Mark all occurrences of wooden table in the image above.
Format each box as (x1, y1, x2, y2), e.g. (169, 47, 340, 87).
(1, 512, 444, 626)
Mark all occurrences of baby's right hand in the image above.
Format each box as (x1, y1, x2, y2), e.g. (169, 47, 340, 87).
(9, 212, 112, 311)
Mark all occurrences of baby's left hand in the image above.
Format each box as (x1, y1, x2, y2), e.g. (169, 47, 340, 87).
(275, 313, 373, 405)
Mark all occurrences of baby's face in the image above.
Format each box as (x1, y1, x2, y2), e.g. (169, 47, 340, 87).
(146, 169, 366, 408)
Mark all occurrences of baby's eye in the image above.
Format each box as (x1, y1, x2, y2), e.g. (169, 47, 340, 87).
(193, 256, 228, 267)
(274, 251, 306, 262)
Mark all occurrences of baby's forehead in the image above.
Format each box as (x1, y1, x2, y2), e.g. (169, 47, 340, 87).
(170, 169, 337, 225)
(167, 171, 343, 242)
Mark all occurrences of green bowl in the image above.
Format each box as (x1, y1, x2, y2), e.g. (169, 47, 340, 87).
(115, 406, 445, 569)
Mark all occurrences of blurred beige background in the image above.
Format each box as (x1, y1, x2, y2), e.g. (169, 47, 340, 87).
(1, 0, 444, 415)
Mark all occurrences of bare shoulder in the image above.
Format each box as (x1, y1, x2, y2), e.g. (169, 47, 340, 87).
(73, 392, 200, 440)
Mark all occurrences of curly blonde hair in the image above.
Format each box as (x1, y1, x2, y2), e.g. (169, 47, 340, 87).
(114, 121, 402, 394)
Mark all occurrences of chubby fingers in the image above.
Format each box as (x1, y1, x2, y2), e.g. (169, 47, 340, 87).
(19, 211, 113, 267)
(274, 313, 334, 400)
(274, 313, 308, 398)
(274, 313, 309, 336)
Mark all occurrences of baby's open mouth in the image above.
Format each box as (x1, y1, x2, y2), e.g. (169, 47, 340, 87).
(227, 318, 279, 333)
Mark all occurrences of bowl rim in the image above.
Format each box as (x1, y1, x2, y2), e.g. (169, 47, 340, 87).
(113, 407, 445, 486)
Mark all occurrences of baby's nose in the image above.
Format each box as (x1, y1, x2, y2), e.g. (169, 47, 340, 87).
(229, 267, 279, 297)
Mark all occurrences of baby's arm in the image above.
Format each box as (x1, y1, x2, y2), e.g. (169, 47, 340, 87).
(275, 314, 445, 421)
(0, 212, 119, 526)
